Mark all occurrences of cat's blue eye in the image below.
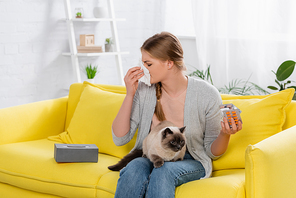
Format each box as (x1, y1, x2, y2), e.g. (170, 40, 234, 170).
(170, 141, 176, 145)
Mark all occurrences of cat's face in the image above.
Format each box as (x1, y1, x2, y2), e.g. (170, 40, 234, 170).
(161, 127, 186, 152)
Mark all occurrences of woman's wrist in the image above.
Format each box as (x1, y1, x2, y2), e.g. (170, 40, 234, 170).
(125, 92, 135, 100)
(219, 131, 231, 138)
(211, 131, 231, 156)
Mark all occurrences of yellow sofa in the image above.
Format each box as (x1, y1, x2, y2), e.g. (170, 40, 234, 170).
(0, 82, 296, 198)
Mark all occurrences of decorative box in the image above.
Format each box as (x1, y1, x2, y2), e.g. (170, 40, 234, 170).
(80, 34, 95, 46)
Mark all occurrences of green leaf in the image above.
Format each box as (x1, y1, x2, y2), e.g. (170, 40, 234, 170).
(85, 64, 98, 79)
(267, 86, 278, 90)
(276, 60, 295, 81)
(205, 65, 214, 85)
(248, 82, 270, 95)
(275, 79, 281, 87)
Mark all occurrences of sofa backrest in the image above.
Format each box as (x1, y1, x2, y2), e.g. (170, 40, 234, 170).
(66, 83, 296, 134)
(65, 83, 295, 169)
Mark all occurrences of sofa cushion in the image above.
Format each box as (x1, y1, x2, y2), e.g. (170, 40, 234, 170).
(49, 82, 136, 159)
(95, 171, 120, 197)
(0, 139, 121, 198)
(283, 100, 296, 130)
(222, 90, 296, 130)
(0, 182, 62, 198)
(64, 82, 126, 130)
(213, 89, 294, 171)
(93, 168, 245, 198)
(175, 169, 245, 198)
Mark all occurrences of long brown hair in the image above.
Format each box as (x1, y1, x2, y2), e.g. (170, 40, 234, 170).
(141, 32, 186, 121)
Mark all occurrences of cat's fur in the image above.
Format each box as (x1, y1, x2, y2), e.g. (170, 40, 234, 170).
(108, 121, 186, 171)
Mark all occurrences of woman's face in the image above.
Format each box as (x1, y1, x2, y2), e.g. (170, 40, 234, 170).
(141, 50, 169, 84)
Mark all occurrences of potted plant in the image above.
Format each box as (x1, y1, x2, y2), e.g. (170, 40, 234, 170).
(267, 60, 296, 100)
(105, 37, 113, 52)
(85, 64, 98, 83)
(75, 8, 83, 18)
(188, 65, 269, 95)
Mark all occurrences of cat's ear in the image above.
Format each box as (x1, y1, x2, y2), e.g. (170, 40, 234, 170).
(179, 126, 186, 133)
(162, 128, 173, 138)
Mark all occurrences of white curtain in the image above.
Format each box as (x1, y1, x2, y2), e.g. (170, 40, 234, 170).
(192, 0, 296, 92)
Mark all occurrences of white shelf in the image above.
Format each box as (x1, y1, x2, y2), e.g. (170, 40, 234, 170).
(62, 51, 129, 56)
(63, 18, 126, 22)
(64, 0, 127, 84)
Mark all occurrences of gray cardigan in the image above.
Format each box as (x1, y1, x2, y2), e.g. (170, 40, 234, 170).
(112, 76, 223, 178)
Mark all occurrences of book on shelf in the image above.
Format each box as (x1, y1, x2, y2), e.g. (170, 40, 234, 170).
(77, 46, 103, 53)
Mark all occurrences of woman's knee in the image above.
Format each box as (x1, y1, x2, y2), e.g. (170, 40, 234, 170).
(116, 157, 153, 198)
(149, 160, 205, 186)
(120, 157, 153, 177)
(149, 162, 176, 182)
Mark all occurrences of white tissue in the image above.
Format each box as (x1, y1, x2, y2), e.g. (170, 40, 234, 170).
(138, 59, 151, 86)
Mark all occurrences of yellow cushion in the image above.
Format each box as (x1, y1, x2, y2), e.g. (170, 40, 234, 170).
(213, 89, 294, 171)
(175, 169, 245, 198)
(283, 101, 296, 130)
(0, 139, 120, 198)
(64, 82, 126, 130)
(221, 91, 296, 130)
(51, 82, 136, 158)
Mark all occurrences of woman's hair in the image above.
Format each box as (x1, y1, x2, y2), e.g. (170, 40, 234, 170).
(140, 32, 186, 121)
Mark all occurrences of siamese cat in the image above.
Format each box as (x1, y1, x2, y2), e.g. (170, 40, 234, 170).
(108, 121, 186, 171)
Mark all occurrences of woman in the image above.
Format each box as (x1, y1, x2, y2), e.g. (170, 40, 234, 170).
(112, 32, 242, 198)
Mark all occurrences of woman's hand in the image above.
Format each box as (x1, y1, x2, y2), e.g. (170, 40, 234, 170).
(220, 117, 243, 135)
(124, 67, 144, 97)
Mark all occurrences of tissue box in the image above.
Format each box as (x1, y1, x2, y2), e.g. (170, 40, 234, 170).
(54, 144, 98, 163)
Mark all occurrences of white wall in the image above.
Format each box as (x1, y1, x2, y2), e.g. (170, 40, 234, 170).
(0, 0, 165, 109)
(3, 1, 293, 109)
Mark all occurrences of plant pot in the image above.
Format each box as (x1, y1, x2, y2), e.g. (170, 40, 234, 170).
(75, 8, 83, 18)
(86, 78, 95, 84)
(105, 44, 113, 52)
(93, 7, 108, 18)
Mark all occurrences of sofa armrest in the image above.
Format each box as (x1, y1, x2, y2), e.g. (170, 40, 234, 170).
(245, 125, 296, 198)
(0, 97, 68, 145)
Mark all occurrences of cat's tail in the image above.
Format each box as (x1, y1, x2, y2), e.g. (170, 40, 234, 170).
(108, 149, 143, 171)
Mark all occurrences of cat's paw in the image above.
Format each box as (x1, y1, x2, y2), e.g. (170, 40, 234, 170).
(151, 154, 164, 168)
(154, 160, 164, 168)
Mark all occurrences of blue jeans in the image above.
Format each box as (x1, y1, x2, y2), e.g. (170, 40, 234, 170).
(114, 152, 205, 198)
